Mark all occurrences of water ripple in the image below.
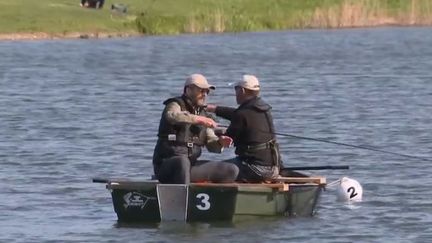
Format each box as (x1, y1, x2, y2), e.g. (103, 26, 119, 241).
(1, 27, 431, 242)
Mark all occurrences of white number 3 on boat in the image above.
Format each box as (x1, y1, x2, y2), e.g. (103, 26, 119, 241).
(196, 193, 211, 210)
(337, 177, 363, 202)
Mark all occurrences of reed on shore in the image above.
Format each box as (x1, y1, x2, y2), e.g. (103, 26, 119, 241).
(1, 0, 431, 39)
(135, 0, 432, 34)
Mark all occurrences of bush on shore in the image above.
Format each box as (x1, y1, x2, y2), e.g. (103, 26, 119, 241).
(1, 0, 432, 38)
(135, 0, 432, 34)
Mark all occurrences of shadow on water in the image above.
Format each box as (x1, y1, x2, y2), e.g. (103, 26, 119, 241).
(114, 221, 161, 229)
(113, 215, 303, 230)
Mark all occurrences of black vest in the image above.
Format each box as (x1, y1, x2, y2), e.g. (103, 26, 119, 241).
(226, 97, 280, 167)
(153, 95, 207, 165)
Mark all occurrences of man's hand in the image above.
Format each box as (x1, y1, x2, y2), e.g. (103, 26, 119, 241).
(218, 135, 233, 148)
(205, 104, 217, 113)
(195, 116, 217, 128)
(214, 127, 227, 136)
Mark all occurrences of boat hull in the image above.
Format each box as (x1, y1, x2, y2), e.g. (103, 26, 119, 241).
(106, 179, 324, 222)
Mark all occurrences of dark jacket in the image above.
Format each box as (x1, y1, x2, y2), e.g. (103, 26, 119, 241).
(215, 96, 280, 166)
(153, 95, 207, 169)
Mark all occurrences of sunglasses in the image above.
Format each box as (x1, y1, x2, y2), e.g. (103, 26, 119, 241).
(200, 89, 210, 94)
(192, 85, 210, 94)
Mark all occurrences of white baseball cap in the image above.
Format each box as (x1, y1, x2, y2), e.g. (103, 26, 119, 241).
(235, 75, 260, 91)
(184, 74, 215, 90)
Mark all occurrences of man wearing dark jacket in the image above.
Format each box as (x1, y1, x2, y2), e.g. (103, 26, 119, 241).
(206, 75, 281, 182)
(153, 74, 238, 184)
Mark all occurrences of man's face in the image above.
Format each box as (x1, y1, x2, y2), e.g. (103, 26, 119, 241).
(187, 85, 209, 106)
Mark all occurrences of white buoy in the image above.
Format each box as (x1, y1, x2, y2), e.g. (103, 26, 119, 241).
(336, 177, 363, 202)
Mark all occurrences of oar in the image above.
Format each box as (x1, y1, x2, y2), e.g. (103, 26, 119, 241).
(279, 165, 349, 177)
(92, 178, 110, 183)
(282, 165, 349, 171)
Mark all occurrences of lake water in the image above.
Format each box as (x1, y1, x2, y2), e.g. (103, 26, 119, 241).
(1, 27, 431, 242)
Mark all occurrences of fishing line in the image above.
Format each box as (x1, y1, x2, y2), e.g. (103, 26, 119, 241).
(274, 132, 432, 162)
(218, 125, 432, 162)
(325, 179, 341, 188)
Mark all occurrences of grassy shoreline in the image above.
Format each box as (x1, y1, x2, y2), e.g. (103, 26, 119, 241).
(1, 0, 431, 40)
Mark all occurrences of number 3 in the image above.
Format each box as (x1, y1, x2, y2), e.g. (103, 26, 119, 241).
(196, 193, 210, 210)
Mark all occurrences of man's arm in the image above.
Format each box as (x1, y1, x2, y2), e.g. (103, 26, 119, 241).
(165, 102, 216, 127)
(225, 111, 244, 143)
(205, 128, 233, 153)
(205, 128, 223, 153)
(165, 102, 196, 124)
(206, 104, 236, 121)
(164, 101, 226, 152)
(215, 106, 236, 121)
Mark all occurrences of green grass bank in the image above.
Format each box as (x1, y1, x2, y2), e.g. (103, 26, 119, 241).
(1, 0, 431, 39)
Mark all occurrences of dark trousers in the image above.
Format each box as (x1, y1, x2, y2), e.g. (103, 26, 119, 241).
(224, 157, 279, 182)
(155, 155, 239, 184)
(156, 155, 191, 184)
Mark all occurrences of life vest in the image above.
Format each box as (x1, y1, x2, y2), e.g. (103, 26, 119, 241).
(227, 97, 281, 167)
(154, 95, 207, 162)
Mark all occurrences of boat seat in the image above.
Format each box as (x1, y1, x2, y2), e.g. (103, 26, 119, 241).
(272, 176, 326, 185)
(192, 182, 289, 191)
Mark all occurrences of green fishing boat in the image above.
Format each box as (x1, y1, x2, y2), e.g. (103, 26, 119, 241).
(95, 176, 326, 222)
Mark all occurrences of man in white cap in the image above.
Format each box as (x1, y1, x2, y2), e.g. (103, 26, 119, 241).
(152, 74, 238, 184)
(206, 75, 281, 182)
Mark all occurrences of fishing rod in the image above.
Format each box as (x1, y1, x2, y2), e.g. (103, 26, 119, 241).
(274, 132, 432, 162)
(218, 125, 432, 162)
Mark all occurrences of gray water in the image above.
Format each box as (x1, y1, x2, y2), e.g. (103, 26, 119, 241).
(1, 27, 431, 242)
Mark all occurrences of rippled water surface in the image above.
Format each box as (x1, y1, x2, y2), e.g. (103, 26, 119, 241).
(1, 27, 431, 242)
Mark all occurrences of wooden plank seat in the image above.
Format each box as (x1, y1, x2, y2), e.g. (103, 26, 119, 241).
(192, 176, 325, 186)
(192, 176, 325, 191)
(272, 176, 326, 185)
(192, 182, 289, 191)
(105, 176, 325, 192)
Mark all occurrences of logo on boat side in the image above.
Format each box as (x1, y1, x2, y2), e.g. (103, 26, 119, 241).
(123, 192, 157, 209)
